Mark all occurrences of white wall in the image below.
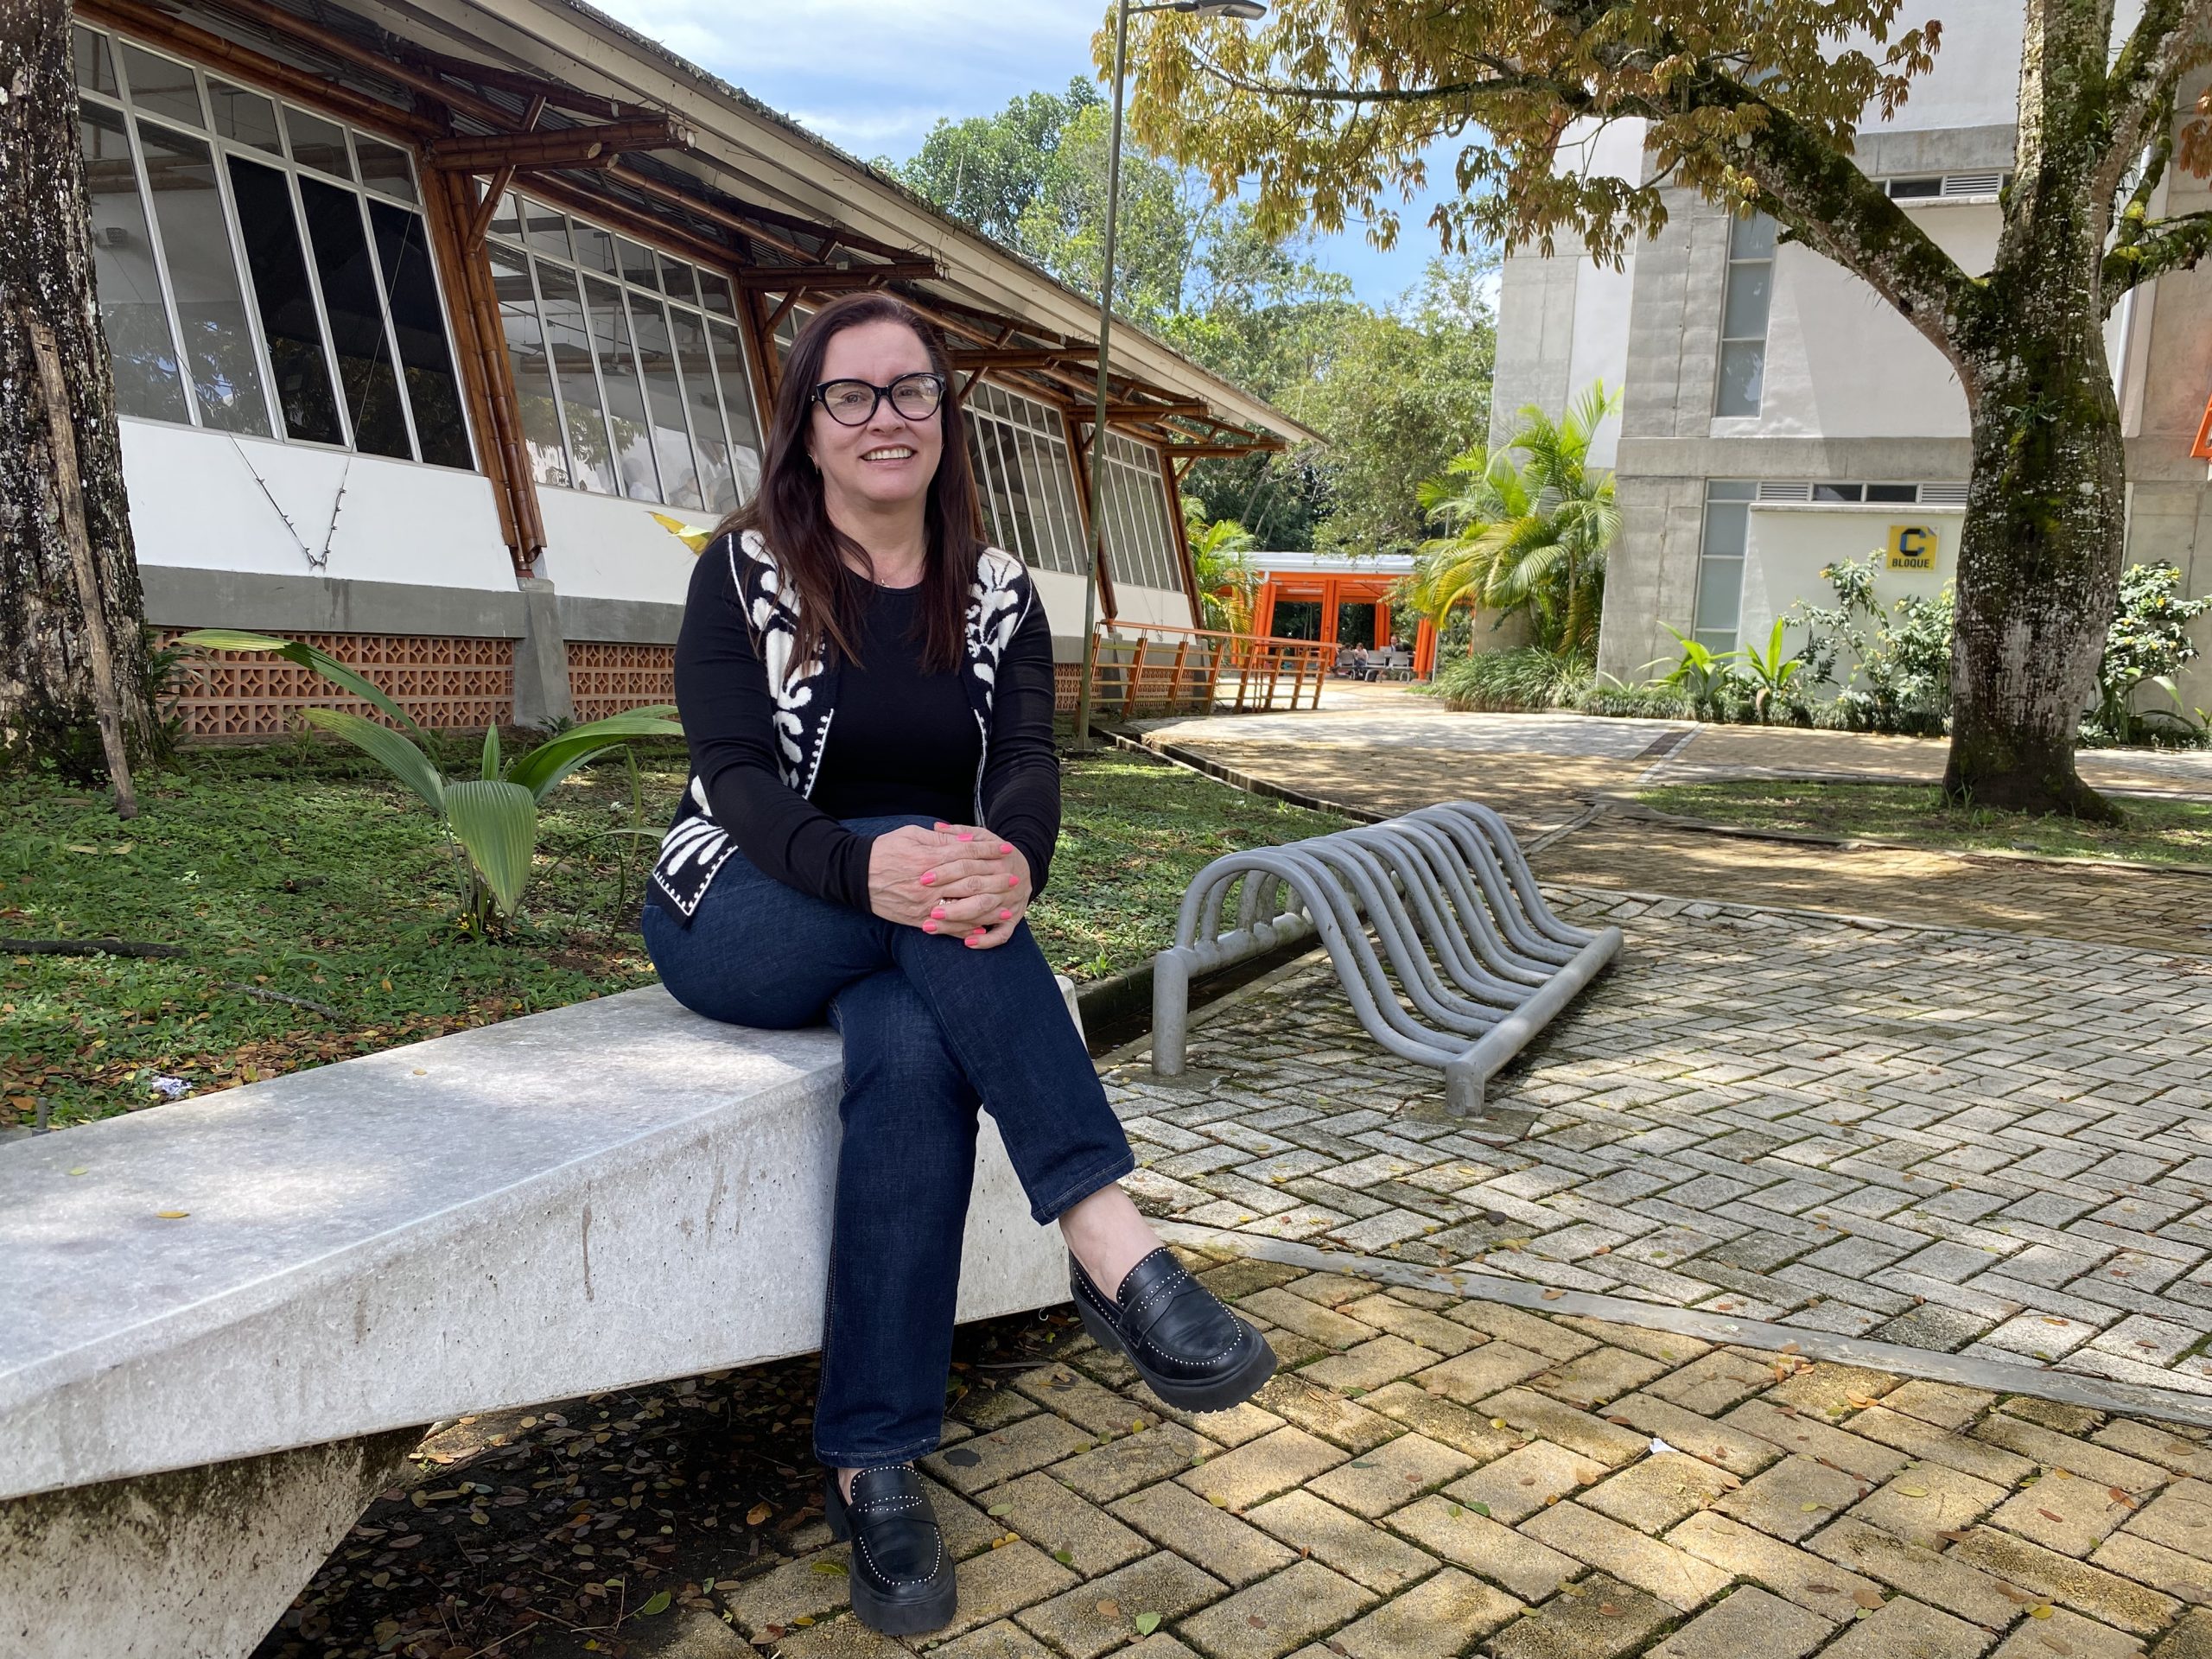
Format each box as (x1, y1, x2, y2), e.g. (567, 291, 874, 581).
(533, 484, 704, 609)
(120, 418, 515, 594)
(1738, 505, 1964, 652)
(1846, 0, 2024, 130)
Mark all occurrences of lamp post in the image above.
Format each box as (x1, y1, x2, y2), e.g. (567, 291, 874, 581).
(1069, 0, 1266, 754)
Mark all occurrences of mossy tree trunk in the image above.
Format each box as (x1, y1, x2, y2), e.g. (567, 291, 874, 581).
(0, 0, 153, 794)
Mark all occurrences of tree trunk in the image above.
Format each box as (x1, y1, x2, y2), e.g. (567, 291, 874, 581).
(1944, 270, 2126, 819)
(0, 0, 155, 787)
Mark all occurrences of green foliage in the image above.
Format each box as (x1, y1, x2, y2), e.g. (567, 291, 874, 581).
(2088, 561, 2212, 747)
(1409, 381, 1618, 653)
(1187, 516, 1262, 632)
(1427, 646, 1592, 712)
(177, 631, 680, 930)
(1649, 627, 1742, 717)
(1732, 619, 1810, 723)
(1788, 556, 1955, 735)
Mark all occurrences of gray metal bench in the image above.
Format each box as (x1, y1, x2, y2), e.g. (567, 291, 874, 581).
(0, 982, 1077, 1659)
(1150, 803, 1620, 1113)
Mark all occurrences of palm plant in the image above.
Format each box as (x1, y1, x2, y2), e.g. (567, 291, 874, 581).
(1188, 516, 1262, 635)
(180, 631, 681, 931)
(1410, 381, 1622, 657)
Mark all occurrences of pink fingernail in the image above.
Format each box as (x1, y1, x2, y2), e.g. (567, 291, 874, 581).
(1000, 908, 1012, 920)
(970, 927, 985, 938)
(920, 871, 936, 886)
(959, 833, 974, 842)
(924, 920, 938, 933)
(1007, 874, 1017, 887)
(1000, 842, 1014, 853)
(931, 906, 946, 919)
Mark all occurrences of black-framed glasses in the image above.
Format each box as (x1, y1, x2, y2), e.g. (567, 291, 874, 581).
(812, 372, 946, 426)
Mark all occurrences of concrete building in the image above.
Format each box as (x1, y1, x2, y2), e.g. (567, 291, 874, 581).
(1488, 6, 2212, 707)
(71, 0, 1311, 736)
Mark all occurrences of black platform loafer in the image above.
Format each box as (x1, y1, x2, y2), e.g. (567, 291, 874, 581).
(823, 1464, 957, 1636)
(1072, 1246, 1277, 1412)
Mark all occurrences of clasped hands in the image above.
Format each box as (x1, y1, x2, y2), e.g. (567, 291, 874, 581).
(867, 822, 1031, 949)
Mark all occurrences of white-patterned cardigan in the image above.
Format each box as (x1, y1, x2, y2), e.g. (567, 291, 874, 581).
(649, 529, 1036, 920)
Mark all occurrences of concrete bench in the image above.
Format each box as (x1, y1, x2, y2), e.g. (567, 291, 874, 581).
(0, 982, 1075, 1659)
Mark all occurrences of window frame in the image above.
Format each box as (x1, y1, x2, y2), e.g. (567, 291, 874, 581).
(76, 21, 474, 468)
(1713, 212, 1777, 420)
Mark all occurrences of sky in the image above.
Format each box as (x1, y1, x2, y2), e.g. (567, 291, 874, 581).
(589, 0, 1465, 308)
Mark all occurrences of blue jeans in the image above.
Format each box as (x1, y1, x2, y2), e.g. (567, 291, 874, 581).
(641, 815, 1135, 1469)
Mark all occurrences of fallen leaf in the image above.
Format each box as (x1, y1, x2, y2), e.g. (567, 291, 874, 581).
(2108, 1487, 2137, 1508)
(988, 1503, 1013, 1516)
(809, 1560, 843, 1576)
(2029, 1605, 2055, 1619)
(1541, 1288, 1564, 1301)
(1853, 1586, 1886, 1610)
(1247, 1616, 1268, 1629)
(1133, 1613, 1161, 1636)
(1054, 1549, 1073, 1566)
(1897, 1485, 1929, 1498)
(1469, 1501, 1492, 1517)
(1937, 1529, 1974, 1544)
(745, 1502, 772, 1526)
(66, 1166, 86, 1177)
(1781, 1342, 1802, 1355)
(155, 1211, 189, 1219)
(1096, 1599, 1121, 1619)
(1599, 1603, 1622, 1617)
(639, 1591, 671, 1617)
(2037, 1508, 2065, 1523)
(1801, 1502, 1824, 1514)
(1808, 1583, 1843, 1596)
(1845, 1393, 1877, 1408)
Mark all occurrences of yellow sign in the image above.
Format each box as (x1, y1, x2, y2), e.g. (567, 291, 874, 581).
(1886, 524, 1939, 571)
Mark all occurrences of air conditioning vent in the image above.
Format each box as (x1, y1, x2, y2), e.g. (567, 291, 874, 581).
(1757, 481, 1814, 502)
(1919, 484, 1970, 505)
(1942, 173, 2004, 196)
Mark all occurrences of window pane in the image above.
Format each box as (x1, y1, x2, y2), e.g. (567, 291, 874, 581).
(208, 79, 281, 154)
(1866, 483, 1917, 503)
(296, 175, 409, 457)
(991, 422, 1038, 559)
(696, 270, 735, 319)
(80, 102, 186, 422)
(1811, 482, 1863, 502)
(614, 237, 659, 291)
(487, 244, 567, 486)
(354, 138, 416, 204)
(1888, 176, 1942, 199)
(658, 255, 700, 308)
(120, 45, 201, 128)
(1694, 556, 1744, 633)
(1014, 427, 1072, 574)
(1716, 340, 1765, 416)
(667, 305, 731, 512)
(486, 190, 523, 245)
(284, 107, 353, 180)
(533, 262, 617, 493)
(368, 200, 469, 468)
(226, 156, 340, 443)
(571, 219, 617, 276)
(74, 26, 117, 95)
(1721, 260, 1772, 340)
(1701, 499, 1750, 558)
(626, 295, 699, 508)
(704, 318, 761, 502)
(1728, 213, 1776, 259)
(521, 199, 570, 264)
(966, 426, 1004, 545)
(582, 274, 658, 500)
(136, 119, 269, 435)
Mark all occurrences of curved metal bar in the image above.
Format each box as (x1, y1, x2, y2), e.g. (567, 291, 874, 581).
(1150, 798, 1623, 1115)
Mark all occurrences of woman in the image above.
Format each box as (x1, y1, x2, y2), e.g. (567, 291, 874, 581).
(643, 292, 1276, 1637)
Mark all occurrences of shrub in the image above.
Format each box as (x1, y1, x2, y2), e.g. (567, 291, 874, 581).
(1429, 647, 1593, 711)
(2087, 561, 2212, 747)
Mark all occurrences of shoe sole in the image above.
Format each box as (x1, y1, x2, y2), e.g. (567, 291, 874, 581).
(825, 1491, 958, 1636)
(1076, 1293, 1278, 1412)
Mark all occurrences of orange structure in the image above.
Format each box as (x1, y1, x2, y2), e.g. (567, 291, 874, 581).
(1243, 552, 1440, 678)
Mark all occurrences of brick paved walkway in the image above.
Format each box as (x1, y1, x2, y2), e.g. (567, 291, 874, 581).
(727, 1260, 2212, 1659)
(1106, 888, 2212, 1402)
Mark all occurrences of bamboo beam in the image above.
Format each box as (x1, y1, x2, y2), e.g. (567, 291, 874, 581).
(1156, 441, 1204, 627)
(729, 260, 936, 290)
(947, 348, 1094, 369)
(424, 116, 691, 172)
(194, 0, 516, 131)
(387, 41, 628, 120)
(466, 164, 518, 247)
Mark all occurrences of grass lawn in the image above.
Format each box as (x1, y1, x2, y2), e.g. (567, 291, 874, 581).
(1, 741, 1338, 1129)
(1640, 779, 2212, 867)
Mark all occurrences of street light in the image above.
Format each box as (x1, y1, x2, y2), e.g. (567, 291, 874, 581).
(1070, 0, 1266, 753)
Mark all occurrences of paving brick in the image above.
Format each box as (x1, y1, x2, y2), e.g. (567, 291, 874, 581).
(1526, 1345, 1674, 1412)
(1327, 1566, 1522, 1659)
(2152, 1607, 2212, 1659)
(1880, 1380, 2000, 1433)
(1243, 1491, 1440, 1594)
(1646, 1585, 1839, 1659)
(1386, 1494, 1581, 1600)
(1239, 1287, 1378, 1350)
(926, 1413, 1099, 1495)
(1011, 1366, 1160, 1440)
(1951, 1529, 2182, 1636)
(983, 1471, 1150, 1578)
(1179, 1427, 1347, 1512)
(2123, 1480, 2212, 1562)
(1012, 1551, 1224, 1659)
(1356, 1382, 1522, 1462)
(1722, 1400, 1910, 1482)
(1411, 1340, 1555, 1406)
(1443, 1440, 1605, 1524)
(1714, 1452, 1872, 1541)
(1252, 1374, 1399, 1453)
(1334, 1294, 1483, 1355)
(1810, 1595, 1993, 1658)
(1974, 1418, 2172, 1497)
(1667, 1510, 1885, 1620)
(771, 1611, 927, 1656)
(725, 1548, 854, 1639)
(1987, 1605, 2145, 1659)
(1487, 1573, 1675, 1659)
(1853, 1462, 2012, 1548)
(1300, 1334, 1445, 1395)
(2091, 1533, 2212, 1606)
(1110, 1478, 1297, 1589)
(1474, 1387, 1654, 1469)
(1646, 1349, 1780, 1414)
(1988, 1475, 2141, 1557)
(1554, 1317, 1713, 1366)
(924, 1542, 1082, 1645)
(1444, 1303, 1599, 1361)
(1579, 1452, 1738, 1535)
(1847, 1405, 2041, 1485)
(1605, 1391, 1784, 1478)
(1173, 1560, 1376, 1659)
(1305, 1431, 1474, 1517)
(1809, 1514, 2037, 1629)
(1522, 1500, 1734, 1609)
(1147, 1396, 1284, 1450)
(1052, 1421, 1216, 1504)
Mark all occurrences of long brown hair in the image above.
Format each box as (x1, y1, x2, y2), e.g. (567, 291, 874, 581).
(715, 292, 984, 676)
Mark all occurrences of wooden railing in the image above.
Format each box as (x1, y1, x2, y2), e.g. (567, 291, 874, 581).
(1054, 622, 1335, 721)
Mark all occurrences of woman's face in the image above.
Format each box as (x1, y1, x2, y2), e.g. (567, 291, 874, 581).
(807, 318, 944, 518)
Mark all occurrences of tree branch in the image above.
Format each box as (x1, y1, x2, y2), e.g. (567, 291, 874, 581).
(1186, 50, 1554, 105)
(2103, 207, 2212, 292)
(2094, 0, 2212, 210)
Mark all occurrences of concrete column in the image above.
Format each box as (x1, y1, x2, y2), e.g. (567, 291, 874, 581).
(512, 576, 574, 729)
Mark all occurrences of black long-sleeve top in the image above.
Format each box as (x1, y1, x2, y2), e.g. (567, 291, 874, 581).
(671, 545, 1061, 912)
